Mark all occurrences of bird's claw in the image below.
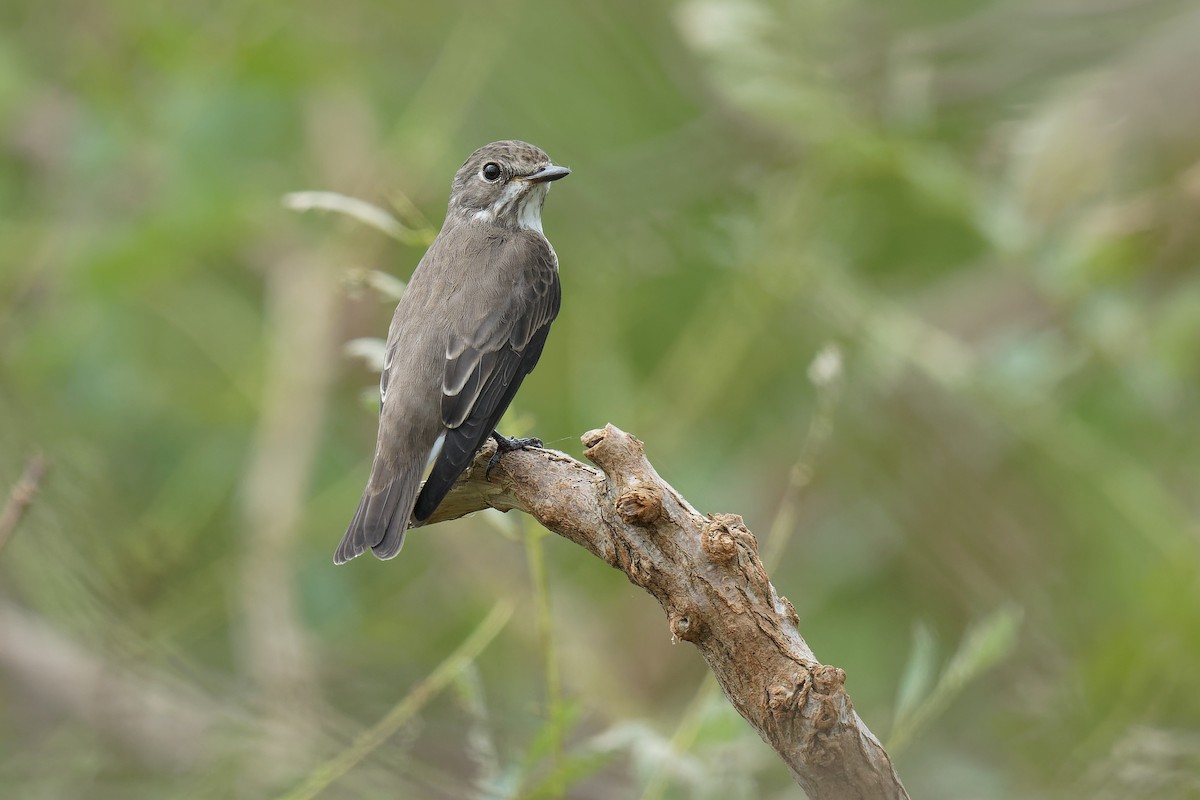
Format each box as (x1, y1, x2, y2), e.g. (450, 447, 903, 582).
(485, 433, 544, 479)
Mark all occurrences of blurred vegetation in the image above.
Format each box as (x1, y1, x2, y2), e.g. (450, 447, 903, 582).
(3, 0, 1200, 797)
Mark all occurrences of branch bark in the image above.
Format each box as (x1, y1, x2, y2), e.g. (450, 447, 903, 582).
(426, 424, 909, 800)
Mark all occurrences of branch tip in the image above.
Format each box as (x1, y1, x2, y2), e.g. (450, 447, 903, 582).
(582, 424, 646, 475)
(580, 428, 606, 449)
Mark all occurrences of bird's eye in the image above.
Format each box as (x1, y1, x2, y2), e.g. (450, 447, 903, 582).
(481, 162, 502, 182)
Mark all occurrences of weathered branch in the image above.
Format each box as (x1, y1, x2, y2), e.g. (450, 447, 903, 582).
(425, 424, 909, 799)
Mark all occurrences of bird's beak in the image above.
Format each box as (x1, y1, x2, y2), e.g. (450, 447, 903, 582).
(523, 165, 571, 183)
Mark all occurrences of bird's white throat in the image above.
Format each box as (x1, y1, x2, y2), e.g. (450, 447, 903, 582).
(472, 181, 549, 233)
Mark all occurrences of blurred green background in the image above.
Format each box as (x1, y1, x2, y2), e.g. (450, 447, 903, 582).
(3, 0, 1200, 797)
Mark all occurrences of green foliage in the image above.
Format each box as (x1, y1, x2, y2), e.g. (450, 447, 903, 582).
(3, 0, 1200, 797)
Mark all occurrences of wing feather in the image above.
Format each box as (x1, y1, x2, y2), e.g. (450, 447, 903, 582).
(411, 234, 560, 522)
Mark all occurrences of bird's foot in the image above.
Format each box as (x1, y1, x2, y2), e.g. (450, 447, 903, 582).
(485, 432, 544, 479)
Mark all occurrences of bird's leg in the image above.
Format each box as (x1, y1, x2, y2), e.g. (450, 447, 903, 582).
(485, 431, 544, 479)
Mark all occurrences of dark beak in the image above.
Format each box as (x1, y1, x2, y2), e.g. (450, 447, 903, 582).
(524, 165, 571, 183)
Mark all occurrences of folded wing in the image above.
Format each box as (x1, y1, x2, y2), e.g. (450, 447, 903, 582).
(411, 236, 560, 522)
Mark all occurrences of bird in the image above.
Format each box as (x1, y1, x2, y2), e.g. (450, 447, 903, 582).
(335, 140, 570, 564)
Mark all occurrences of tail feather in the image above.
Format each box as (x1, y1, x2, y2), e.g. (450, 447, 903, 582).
(334, 471, 420, 564)
(412, 422, 482, 523)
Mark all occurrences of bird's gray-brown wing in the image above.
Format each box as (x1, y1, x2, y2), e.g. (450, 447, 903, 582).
(411, 235, 560, 522)
(334, 335, 425, 565)
(334, 259, 444, 564)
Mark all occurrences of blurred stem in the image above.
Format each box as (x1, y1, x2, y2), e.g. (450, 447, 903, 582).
(282, 191, 427, 245)
(763, 347, 841, 570)
(0, 452, 47, 554)
(637, 675, 716, 800)
(455, 664, 503, 800)
(236, 252, 337, 788)
(887, 606, 1021, 754)
(0, 600, 225, 768)
(277, 602, 514, 800)
(523, 517, 564, 778)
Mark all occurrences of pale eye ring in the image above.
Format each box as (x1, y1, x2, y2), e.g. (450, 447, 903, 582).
(481, 162, 502, 182)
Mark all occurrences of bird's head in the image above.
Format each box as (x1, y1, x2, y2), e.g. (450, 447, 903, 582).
(447, 140, 570, 233)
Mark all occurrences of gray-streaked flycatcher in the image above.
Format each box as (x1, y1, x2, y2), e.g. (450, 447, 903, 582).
(335, 140, 570, 564)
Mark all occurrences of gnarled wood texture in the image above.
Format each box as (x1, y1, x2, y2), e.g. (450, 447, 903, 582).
(426, 424, 909, 800)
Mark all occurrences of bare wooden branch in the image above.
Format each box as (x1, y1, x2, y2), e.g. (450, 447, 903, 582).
(425, 424, 909, 800)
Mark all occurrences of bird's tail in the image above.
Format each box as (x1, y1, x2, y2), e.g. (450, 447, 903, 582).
(334, 470, 420, 564)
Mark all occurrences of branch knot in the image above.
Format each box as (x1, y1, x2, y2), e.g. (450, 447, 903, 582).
(811, 664, 847, 696)
(669, 608, 703, 643)
(616, 486, 663, 525)
(581, 424, 644, 472)
(767, 680, 803, 715)
(702, 513, 754, 565)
